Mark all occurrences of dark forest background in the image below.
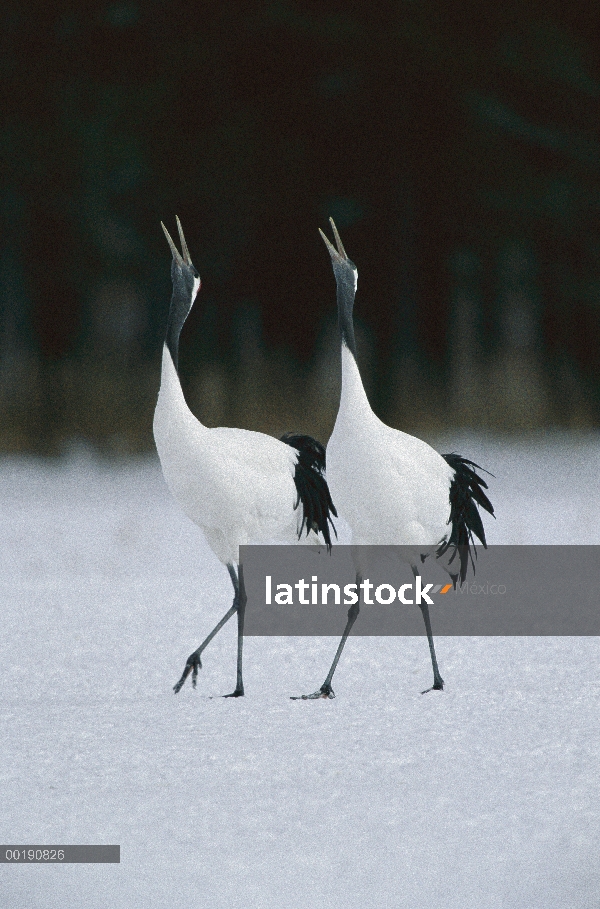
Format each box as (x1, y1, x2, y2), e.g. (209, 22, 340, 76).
(2, 0, 600, 454)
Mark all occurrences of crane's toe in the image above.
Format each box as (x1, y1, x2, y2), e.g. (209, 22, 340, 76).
(172, 651, 202, 694)
(291, 683, 335, 700)
(223, 688, 244, 698)
(421, 678, 444, 694)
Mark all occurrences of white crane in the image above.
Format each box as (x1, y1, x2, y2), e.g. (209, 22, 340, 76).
(154, 218, 337, 697)
(294, 219, 494, 699)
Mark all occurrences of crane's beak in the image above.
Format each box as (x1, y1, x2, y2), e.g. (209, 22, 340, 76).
(176, 216, 193, 266)
(329, 217, 347, 257)
(319, 217, 348, 263)
(161, 221, 185, 268)
(161, 217, 194, 268)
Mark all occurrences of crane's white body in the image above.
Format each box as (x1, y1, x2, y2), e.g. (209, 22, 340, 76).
(327, 345, 453, 551)
(154, 344, 305, 566)
(292, 219, 457, 698)
(156, 219, 337, 696)
(295, 219, 493, 698)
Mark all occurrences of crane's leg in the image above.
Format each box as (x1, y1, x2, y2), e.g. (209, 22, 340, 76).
(173, 563, 240, 694)
(412, 565, 444, 693)
(224, 563, 247, 697)
(291, 574, 362, 700)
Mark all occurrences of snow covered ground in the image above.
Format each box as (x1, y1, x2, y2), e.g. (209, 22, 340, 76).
(1, 433, 600, 908)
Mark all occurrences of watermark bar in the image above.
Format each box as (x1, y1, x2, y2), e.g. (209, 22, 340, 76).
(1, 846, 120, 863)
(240, 545, 600, 635)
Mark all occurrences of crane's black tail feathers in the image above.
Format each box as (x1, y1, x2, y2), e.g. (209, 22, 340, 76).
(437, 453, 495, 586)
(280, 433, 338, 551)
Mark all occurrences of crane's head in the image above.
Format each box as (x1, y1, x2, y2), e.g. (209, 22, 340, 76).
(319, 218, 358, 302)
(161, 217, 201, 305)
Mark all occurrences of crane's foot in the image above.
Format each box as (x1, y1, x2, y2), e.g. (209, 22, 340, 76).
(223, 687, 244, 698)
(291, 683, 335, 700)
(173, 651, 202, 694)
(421, 678, 444, 694)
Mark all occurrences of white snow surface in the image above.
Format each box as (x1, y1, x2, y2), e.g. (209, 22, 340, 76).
(1, 433, 600, 908)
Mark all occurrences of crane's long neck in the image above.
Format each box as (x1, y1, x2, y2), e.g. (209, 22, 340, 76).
(334, 264, 372, 421)
(336, 269, 358, 360)
(156, 273, 202, 427)
(165, 275, 199, 372)
(158, 340, 189, 417)
(166, 310, 181, 373)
